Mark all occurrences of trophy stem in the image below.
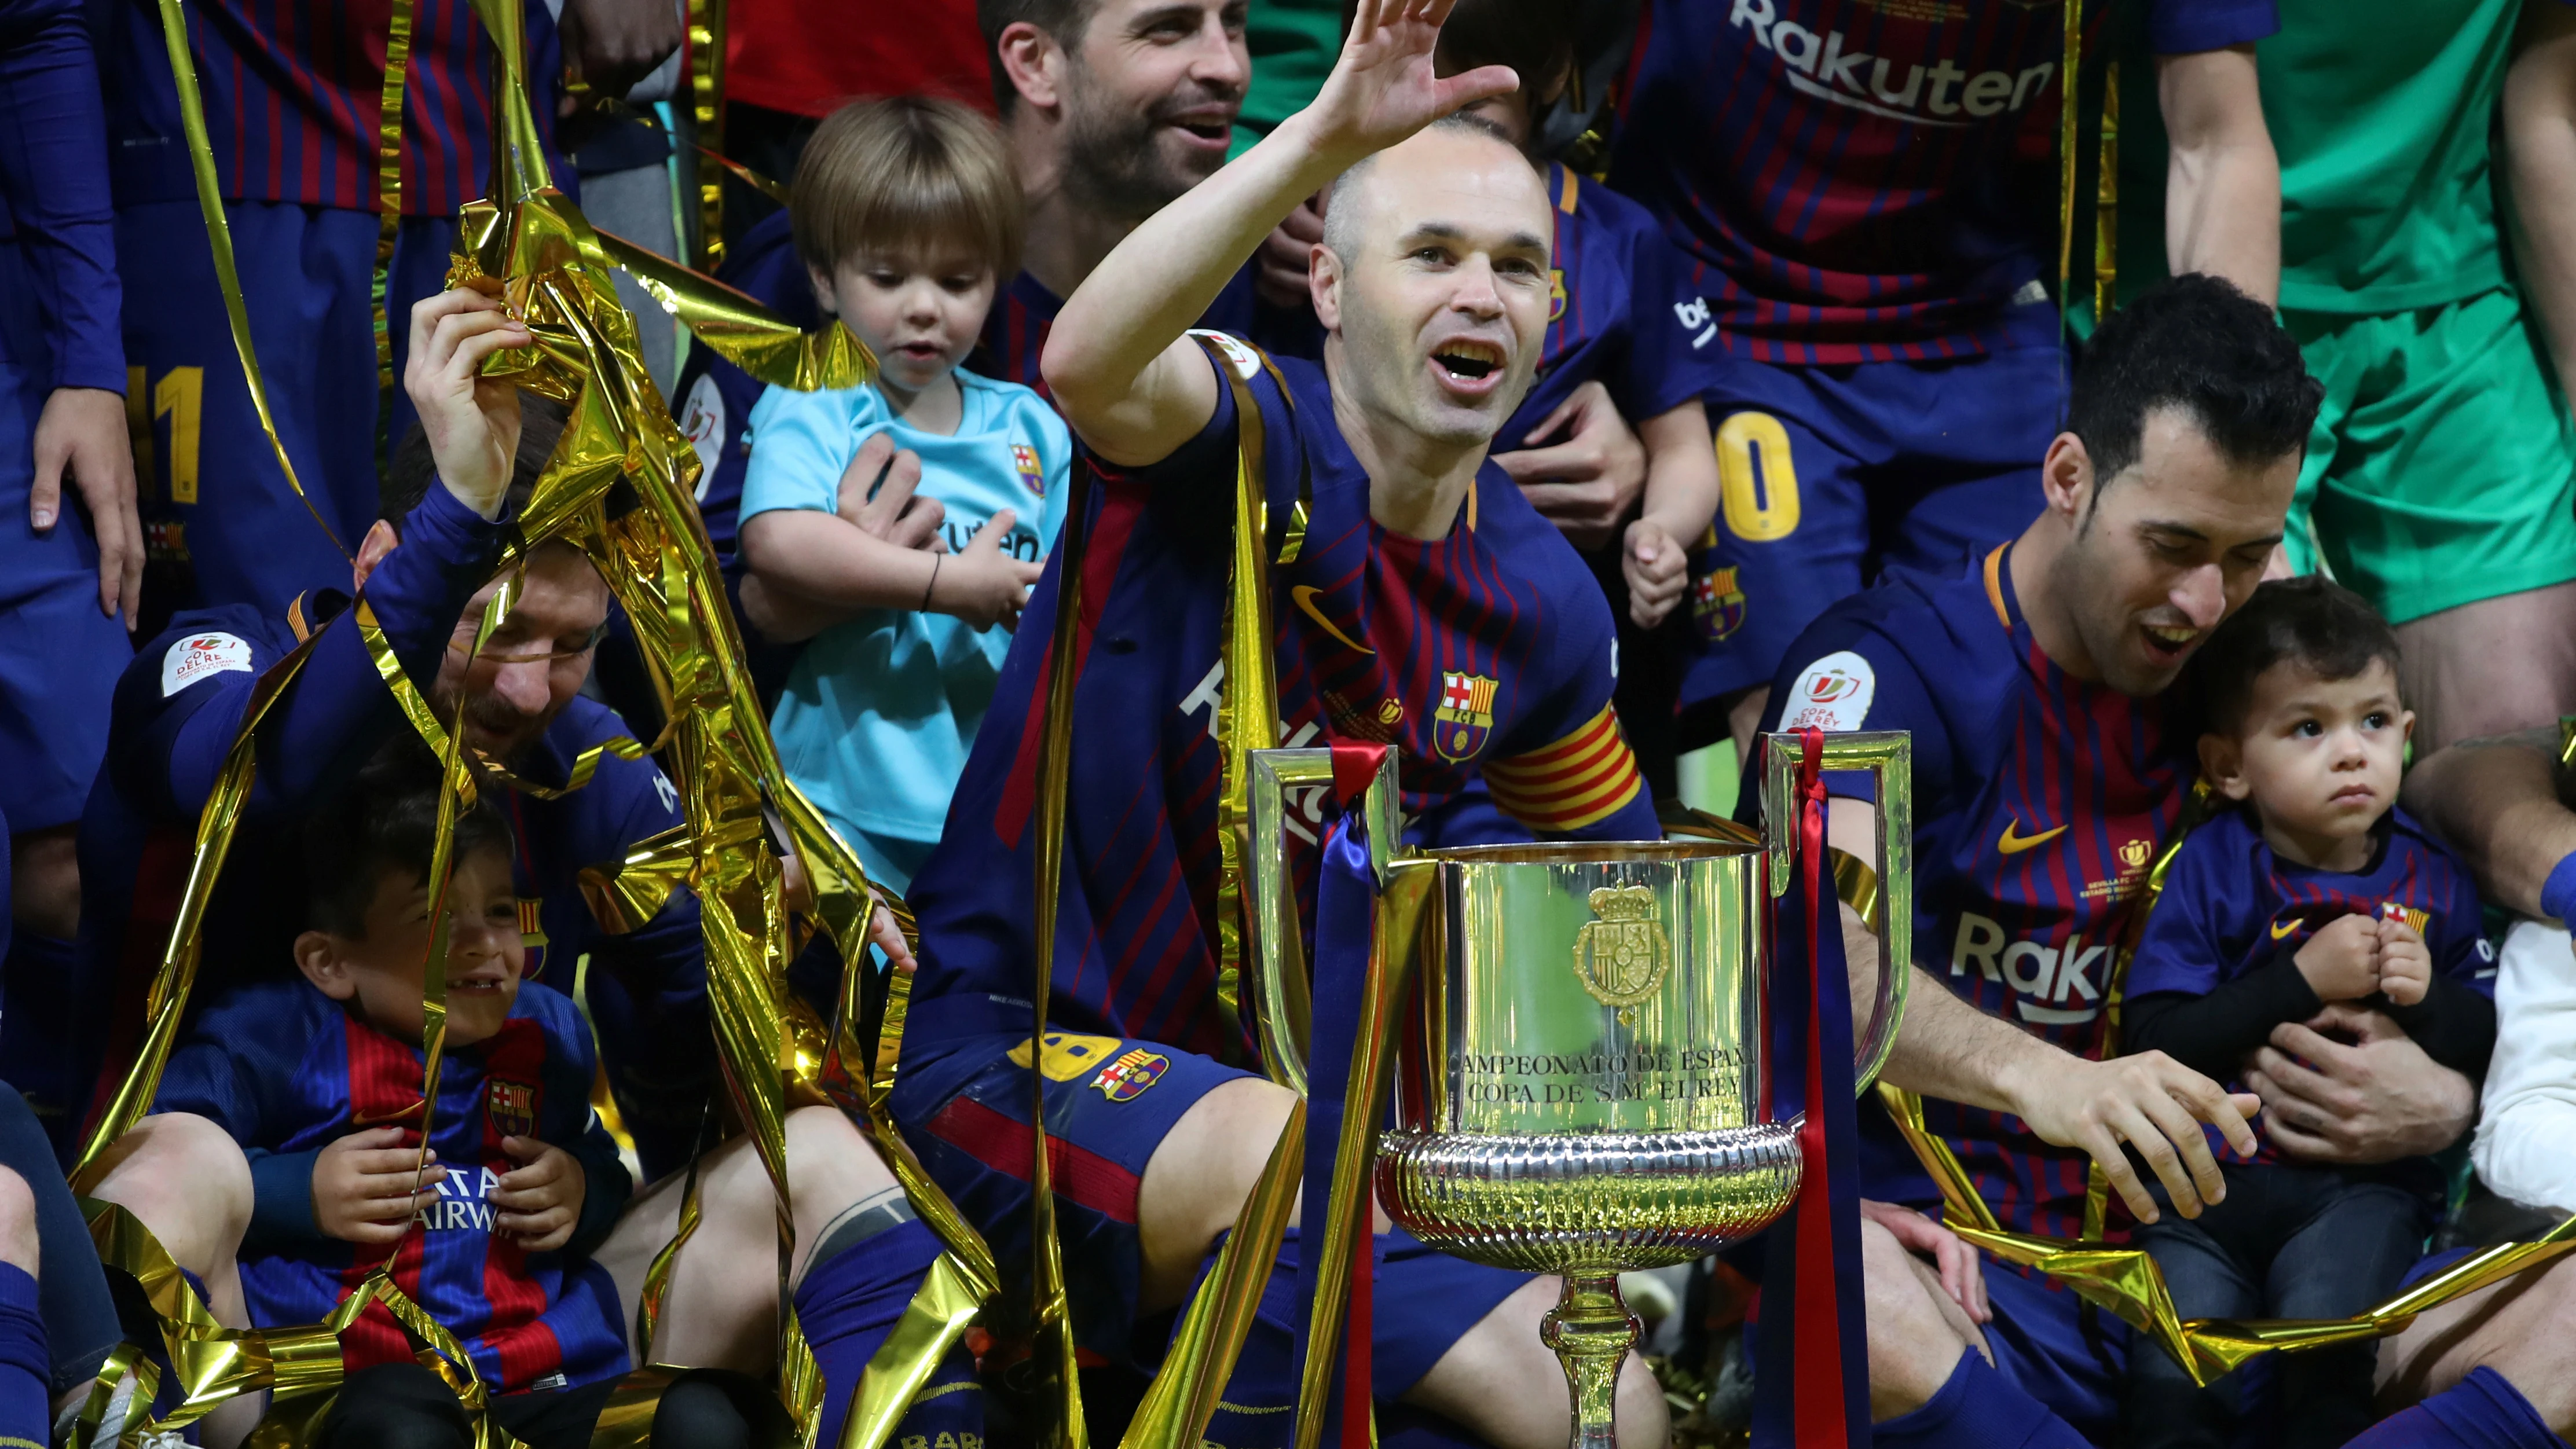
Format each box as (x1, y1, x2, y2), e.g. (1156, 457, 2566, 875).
(1540, 1272, 1639, 1449)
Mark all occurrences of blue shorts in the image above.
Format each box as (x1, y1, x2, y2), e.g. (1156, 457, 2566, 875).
(1980, 1259, 2127, 1444)
(0, 240, 131, 833)
(116, 200, 458, 619)
(1676, 304, 2066, 723)
(890, 1029, 1527, 1406)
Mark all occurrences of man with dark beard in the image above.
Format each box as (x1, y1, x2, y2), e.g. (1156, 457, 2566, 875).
(53, 291, 759, 1179)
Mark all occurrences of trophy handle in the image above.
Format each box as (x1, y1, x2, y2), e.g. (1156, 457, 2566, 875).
(1245, 747, 1403, 1095)
(1762, 729, 1913, 1095)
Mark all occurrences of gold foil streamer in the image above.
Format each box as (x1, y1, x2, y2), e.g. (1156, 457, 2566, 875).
(372, 0, 417, 433)
(2057, 0, 2080, 337)
(151, 0, 349, 558)
(1879, 1083, 2576, 1386)
(1211, 342, 1285, 1079)
(2094, 59, 2119, 321)
(1021, 423, 1095, 1449)
(686, 0, 727, 269)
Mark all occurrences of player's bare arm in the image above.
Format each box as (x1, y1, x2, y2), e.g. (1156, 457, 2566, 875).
(1827, 798, 2258, 1223)
(1041, 0, 1516, 467)
(2400, 726, 2576, 916)
(2159, 44, 2280, 305)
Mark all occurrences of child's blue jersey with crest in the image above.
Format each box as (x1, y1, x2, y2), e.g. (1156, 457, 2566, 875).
(742, 368, 1072, 844)
(902, 340, 1660, 1065)
(1511, 162, 1727, 442)
(2130, 803, 2495, 1160)
(153, 978, 629, 1394)
(1755, 542, 2194, 1238)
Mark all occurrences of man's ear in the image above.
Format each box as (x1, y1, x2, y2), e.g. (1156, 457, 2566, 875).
(2198, 732, 2253, 802)
(294, 930, 359, 1002)
(2038, 432, 2093, 526)
(351, 519, 401, 596)
(1311, 244, 1344, 332)
(995, 21, 1066, 112)
(807, 263, 840, 317)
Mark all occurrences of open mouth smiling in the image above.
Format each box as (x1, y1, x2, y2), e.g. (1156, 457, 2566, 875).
(1432, 338, 1505, 383)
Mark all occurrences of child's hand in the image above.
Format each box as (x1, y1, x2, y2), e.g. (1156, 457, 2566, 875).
(2376, 913, 2432, 1007)
(493, 1136, 587, 1253)
(834, 433, 946, 551)
(2294, 913, 2382, 1002)
(1622, 519, 1687, 628)
(313, 1126, 444, 1245)
(931, 511, 1045, 632)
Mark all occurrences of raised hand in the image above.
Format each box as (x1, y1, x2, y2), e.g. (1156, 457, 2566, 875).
(404, 288, 531, 519)
(1303, 0, 1520, 165)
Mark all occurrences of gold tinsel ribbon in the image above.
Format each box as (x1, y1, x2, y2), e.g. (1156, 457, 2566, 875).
(150, 0, 349, 558)
(372, 0, 417, 464)
(1878, 1082, 2576, 1386)
(686, 0, 727, 269)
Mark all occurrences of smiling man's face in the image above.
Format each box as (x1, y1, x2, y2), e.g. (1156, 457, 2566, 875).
(1317, 125, 1554, 452)
(1058, 0, 1248, 220)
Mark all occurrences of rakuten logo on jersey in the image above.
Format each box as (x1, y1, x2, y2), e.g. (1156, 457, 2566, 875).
(1730, 0, 2059, 129)
(1951, 912, 2104, 1026)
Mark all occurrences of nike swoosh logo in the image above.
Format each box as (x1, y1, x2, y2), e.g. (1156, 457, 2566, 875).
(1290, 585, 1373, 656)
(1996, 820, 2068, 855)
(2270, 919, 2302, 940)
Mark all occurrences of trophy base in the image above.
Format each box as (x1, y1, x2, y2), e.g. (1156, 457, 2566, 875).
(1375, 1123, 1805, 1275)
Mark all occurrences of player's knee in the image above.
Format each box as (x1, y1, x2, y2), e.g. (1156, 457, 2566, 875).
(1860, 1215, 1971, 1421)
(0, 1166, 37, 1275)
(98, 1113, 252, 1262)
(9, 825, 80, 941)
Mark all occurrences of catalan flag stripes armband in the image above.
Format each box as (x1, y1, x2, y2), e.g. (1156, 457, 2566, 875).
(1482, 704, 1645, 833)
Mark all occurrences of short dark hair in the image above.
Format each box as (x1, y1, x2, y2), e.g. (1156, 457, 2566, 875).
(380, 394, 569, 535)
(978, 0, 1101, 114)
(1426, 0, 1575, 119)
(2187, 575, 2403, 738)
(2066, 273, 2321, 490)
(304, 738, 515, 938)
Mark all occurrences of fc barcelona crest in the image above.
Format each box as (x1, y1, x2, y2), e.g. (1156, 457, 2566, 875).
(1090, 1048, 1169, 1102)
(1434, 672, 1498, 761)
(1692, 566, 1746, 641)
(485, 1079, 538, 1140)
(1012, 442, 1046, 497)
(1548, 270, 1567, 322)
(1572, 885, 1672, 1023)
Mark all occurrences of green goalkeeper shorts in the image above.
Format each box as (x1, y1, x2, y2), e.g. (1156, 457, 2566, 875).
(2284, 285, 2576, 623)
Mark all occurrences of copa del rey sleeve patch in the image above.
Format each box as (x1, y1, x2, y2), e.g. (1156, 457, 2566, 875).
(1779, 650, 1875, 732)
(162, 632, 254, 695)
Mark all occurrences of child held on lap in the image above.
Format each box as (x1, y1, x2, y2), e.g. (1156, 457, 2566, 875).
(149, 744, 639, 1449)
(2119, 577, 2499, 1449)
(736, 96, 1069, 896)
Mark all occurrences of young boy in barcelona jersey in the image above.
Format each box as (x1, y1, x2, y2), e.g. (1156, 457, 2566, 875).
(1767, 274, 2573, 1449)
(1608, 0, 2284, 760)
(2119, 578, 2498, 1447)
(892, 5, 1670, 1447)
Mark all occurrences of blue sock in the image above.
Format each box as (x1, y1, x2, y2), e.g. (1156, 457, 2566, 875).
(0, 931, 83, 1163)
(0, 1262, 50, 1449)
(2350, 1367, 2570, 1449)
(1871, 1350, 2091, 1449)
(790, 1219, 980, 1449)
(2544, 853, 2576, 925)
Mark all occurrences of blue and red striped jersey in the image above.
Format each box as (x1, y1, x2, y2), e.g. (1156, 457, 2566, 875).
(972, 264, 1260, 401)
(1756, 542, 2191, 1239)
(1606, 0, 2276, 364)
(99, 0, 567, 217)
(904, 340, 1659, 1062)
(2129, 803, 2494, 1163)
(1507, 161, 1728, 442)
(0, 0, 125, 392)
(154, 977, 630, 1394)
